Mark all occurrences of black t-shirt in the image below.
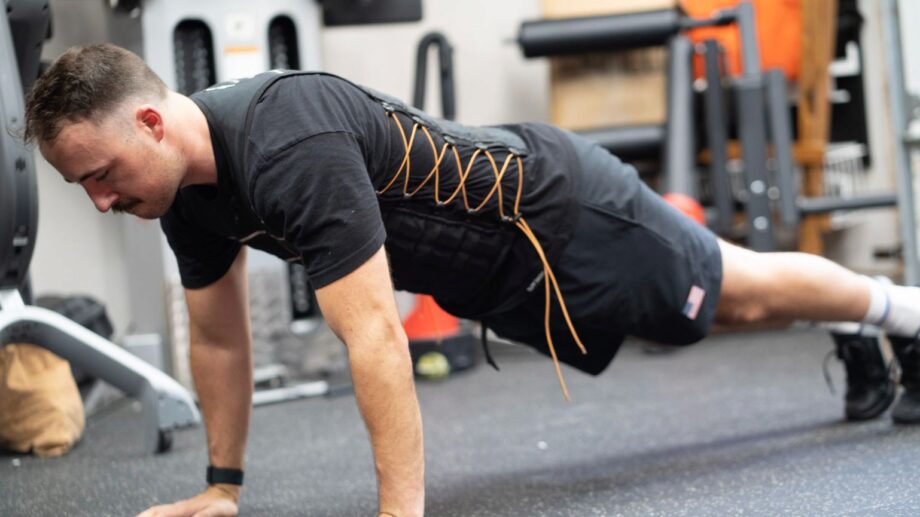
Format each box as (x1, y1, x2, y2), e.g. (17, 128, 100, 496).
(160, 72, 580, 318)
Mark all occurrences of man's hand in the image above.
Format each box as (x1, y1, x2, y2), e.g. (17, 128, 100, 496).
(135, 486, 240, 517)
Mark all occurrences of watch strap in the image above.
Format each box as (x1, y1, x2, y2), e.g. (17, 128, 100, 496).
(207, 466, 244, 486)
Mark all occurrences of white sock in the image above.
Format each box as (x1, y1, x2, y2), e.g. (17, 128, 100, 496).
(862, 276, 920, 338)
(862, 276, 891, 326)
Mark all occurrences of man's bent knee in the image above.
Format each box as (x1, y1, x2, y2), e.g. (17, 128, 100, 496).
(714, 297, 774, 326)
(714, 240, 780, 326)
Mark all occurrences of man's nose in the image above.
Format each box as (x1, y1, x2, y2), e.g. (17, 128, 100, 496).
(83, 183, 118, 212)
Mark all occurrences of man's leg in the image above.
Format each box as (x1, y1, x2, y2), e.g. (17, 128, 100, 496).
(713, 239, 870, 327)
(713, 238, 919, 423)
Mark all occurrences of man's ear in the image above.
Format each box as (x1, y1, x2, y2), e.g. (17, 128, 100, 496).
(135, 105, 165, 142)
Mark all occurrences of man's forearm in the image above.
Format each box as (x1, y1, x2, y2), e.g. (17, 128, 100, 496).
(349, 338, 425, 516)
(190, 337, 254, 498)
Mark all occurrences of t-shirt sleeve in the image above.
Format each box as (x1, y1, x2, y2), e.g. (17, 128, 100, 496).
(249, 131, 387, 289)
(160, 202, 242, 289)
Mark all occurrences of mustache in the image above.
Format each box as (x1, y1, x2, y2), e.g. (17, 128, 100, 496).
(111, 198, 141, 214)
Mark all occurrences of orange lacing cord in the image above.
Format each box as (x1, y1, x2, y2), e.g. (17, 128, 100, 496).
(377, 112, 586, 400)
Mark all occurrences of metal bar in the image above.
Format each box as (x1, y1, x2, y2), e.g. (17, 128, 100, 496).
(731, 0, 775, 250)
(439, 44, 456, 121)
(252, 380, 330, 407)
(517, 9, 681, 57)
(0, 289, 24, 311)
(797, 193, 898, 215)
(679, 8, 737, 30)
(7, 0, 51, 92)
(0, 4, 38, 291)
(412, 31, 456, 120)
(733, 77, 776, 250)
(882, 0, 919, 284)
(764, 69, 800, 228)
(662, 35, 697, 197)
(576, 124, 664, 161)
(735, 1, 762, 76)
(701, 40, 733, 235)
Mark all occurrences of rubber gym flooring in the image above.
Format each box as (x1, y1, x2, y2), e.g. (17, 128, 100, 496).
(2, 327, 920, 516)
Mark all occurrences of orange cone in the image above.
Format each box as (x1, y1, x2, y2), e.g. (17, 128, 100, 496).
(402, 295, 460, 341)
(402, 295, 477, 377)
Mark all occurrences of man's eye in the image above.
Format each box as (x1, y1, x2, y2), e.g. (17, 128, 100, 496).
(97, 170, 110, 181)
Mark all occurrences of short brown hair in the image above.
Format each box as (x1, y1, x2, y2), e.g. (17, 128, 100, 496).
(23, 43, 167, 144)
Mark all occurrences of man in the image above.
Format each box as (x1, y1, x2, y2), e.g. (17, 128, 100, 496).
(24, 44, 920, 517)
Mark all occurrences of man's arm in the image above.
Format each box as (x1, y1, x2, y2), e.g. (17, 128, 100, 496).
(137, 248, 251, 517)
(315, 246, 425, 517)
(186, 247, 253, 498)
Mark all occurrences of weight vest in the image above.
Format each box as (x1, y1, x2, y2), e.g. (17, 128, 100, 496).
(192, 70, 588, 399)
(192, 70, 544, 317)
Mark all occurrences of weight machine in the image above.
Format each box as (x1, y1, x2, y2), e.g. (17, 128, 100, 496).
(516, 2, 902, 253)
(0, 0, 200, 454)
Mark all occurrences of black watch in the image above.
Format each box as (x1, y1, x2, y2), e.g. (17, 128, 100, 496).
(207, 466, 244, 486)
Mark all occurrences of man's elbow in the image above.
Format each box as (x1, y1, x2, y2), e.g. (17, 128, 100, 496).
(344, 319, 411, 365)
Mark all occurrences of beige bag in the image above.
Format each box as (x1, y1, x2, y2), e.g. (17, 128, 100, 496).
(0, 344, 85, 457)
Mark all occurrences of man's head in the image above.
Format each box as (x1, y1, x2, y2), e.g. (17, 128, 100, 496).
(25, 43, 187, 219)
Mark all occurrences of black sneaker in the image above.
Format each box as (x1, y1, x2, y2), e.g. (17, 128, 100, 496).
(889, 334, 920, 424)
(830, 327, 896, 421)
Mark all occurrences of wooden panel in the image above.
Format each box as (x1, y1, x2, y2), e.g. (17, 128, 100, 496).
(797, 0, 838, 254)
(549, 49, 668, 129)
(541, 1, 678, 130)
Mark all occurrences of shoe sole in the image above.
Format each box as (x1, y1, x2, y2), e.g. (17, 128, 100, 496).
(892, 414, 920, 424)
(892, 393, 920, 424)
(846, 382, 897, 421)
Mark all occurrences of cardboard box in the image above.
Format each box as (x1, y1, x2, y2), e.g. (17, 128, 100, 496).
(550, 49, 668, 130)
(542, 0, 678, 129)
(542, 0, 679, 18)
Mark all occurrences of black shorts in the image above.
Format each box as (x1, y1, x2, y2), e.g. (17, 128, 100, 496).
(484, 133, 723, 375)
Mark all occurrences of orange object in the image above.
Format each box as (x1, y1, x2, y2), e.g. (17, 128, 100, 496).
(402, 295, 461, 342)
(683, 0, 802, 80)
(663, 192, 706, 225)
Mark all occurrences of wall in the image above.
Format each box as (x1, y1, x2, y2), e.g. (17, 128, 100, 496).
(321, 0, 548, 125)
(29, 0, 134, 339)
(822, 0, 902, 276)
(899, 0, 920, 97)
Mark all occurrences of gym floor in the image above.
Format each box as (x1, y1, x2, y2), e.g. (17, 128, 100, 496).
(2, 328, 920, 516)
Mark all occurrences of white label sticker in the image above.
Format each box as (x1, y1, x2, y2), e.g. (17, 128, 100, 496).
(224, 50, 263, 78)
(225, 13, 256, 42)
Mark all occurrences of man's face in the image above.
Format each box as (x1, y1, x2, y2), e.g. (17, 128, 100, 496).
(39, 106, 184, 220)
